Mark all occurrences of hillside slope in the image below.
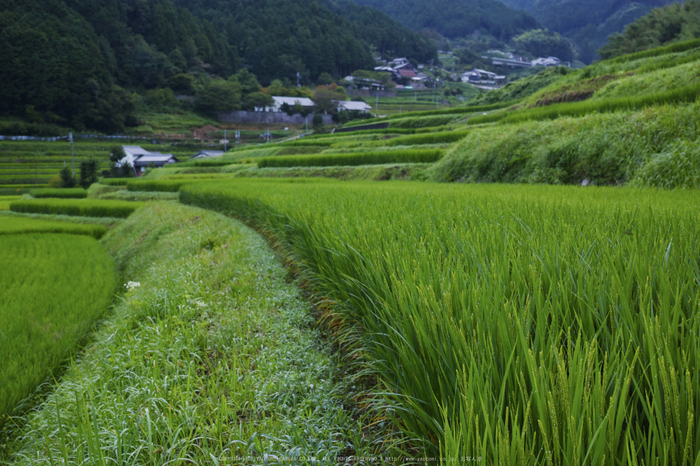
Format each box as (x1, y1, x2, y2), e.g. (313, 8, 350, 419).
(348, 0, 539, 39)
(498, 0, 679, 61)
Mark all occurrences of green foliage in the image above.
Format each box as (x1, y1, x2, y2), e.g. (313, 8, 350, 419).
(79, 157, 99, 189)
(257, 149, 443, 168)
(195, 79, 242, 113)
(29, 188, 87, 199)
(181, 179, 700, 462)
(171, 0, 375, 83)
(600, 1, 700, 59)
(380, 130, 470, 146)
(0, 233, 115, 419)
(323, 0, 438, 63)
(10, 199, 144, 218)
(512, 29, 576, 61)
(59, 166, 76, 188)
(349, 0, 539, 40)
(432, 103, 700, 187)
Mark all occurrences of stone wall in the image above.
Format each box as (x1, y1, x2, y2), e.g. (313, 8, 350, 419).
(216, 111, 333, 125)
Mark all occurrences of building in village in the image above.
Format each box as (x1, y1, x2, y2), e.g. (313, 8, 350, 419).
(334, 101, 372, 113)
(117, 145, 179, 176)
(191, 150, 225, 159)
(462, 69, 506, 85)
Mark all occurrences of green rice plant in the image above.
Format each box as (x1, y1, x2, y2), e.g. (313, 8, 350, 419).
(257, 149, 443, 168)
(0, 196, 21, 210)
(0, 234, 115, 419)
(10, 199, 143, 218)
(29, 188, 87, 199)
(0, 216, 107, 238)
(126, 178, 214, 192)
(379, 130, 470, 147)
(387, 115, 457, 129)
(98, 178, 131, 186)
(344, 101, 519, 126)
(469, 82, 700, 126)
(180, 179, 700, 463)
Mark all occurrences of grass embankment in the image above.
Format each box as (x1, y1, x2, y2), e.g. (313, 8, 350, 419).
(181, 179, 700, 463)
(0, 234, 115, 420)
(3, 202, 374, 463)
(432, 102, 700, 187)
(10, 199, 144, 218)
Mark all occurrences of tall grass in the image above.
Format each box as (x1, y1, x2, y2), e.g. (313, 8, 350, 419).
(0, 234, 115, 419)
(432, 102, 700, 187)
(10, 199, 144, 218)
(181, 179, 700, 463)
(257, 149, 443, 168)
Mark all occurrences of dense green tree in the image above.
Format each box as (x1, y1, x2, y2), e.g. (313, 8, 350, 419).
(512, 29, 576, 61)
(196, 79, 242, 113)
(59, 166, 76, 188)
(79, 157, 99, 189)
(600, 1, 700, 59)
(347, 0, 539, 40)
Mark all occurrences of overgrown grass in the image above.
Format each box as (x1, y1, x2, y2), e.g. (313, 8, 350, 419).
(180, 179, 700, 463)
(10, 199, 144, 218)
(257, 149, 443, 168)
(432, 102, 700, 187)
(28, 188, 87, 199)
(98, 178, 131, 186)
(3, 202, 377, 463)
(0, 234, 115, 420)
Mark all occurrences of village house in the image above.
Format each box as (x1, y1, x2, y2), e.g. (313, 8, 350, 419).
(462, 69, 506, 84)
(258, 96, 316, 113)
(191, 150, 224, 159)
(334, 101, 372, 113)
(117, 145, 179, 176)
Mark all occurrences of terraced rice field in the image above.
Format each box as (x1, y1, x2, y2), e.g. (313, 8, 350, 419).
(0, 234, 116, 419)
(179, 179, 700, 463)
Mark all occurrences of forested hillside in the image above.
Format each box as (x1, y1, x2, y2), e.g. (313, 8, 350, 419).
(498, 0, 679, 61)
(348, 0, 539, 40)
(0, 0, 434, 132)
(600, 0, 700, 58)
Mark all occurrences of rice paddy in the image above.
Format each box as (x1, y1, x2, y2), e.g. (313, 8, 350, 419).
(9, 199, 145, 218)
(180, 179, 700, 462)
(0, 234, 116, 420)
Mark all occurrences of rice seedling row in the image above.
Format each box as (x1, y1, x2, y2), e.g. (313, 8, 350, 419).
(0, 234, 115, 419)
(180, 179, 700, 463)
(29, 188, 87, 199)
(257, 149, 443, 168)
(10, 199, 144, 218)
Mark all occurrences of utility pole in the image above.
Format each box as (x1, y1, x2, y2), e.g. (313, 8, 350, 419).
(69, 132, 75, 176)
(224, 129, 227, 152)
(297, 72, 301, 88)
(376, 92, 379, 112)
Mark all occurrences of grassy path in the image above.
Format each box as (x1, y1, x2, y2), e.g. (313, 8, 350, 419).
(3, 202, 373, 465)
